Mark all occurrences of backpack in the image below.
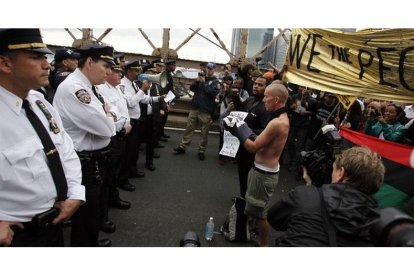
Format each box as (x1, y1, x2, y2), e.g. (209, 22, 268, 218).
(220, 197, 250, 242)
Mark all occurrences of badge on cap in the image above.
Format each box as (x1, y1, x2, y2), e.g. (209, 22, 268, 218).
(75, 89, 91, 104)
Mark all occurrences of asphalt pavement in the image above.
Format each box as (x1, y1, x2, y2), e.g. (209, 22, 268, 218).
(65, 128, 301, 247)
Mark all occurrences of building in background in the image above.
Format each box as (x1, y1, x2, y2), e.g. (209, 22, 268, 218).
(231, 28, 288, 70)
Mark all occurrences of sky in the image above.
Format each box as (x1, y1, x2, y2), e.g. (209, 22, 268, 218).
(41, 28, 236, 64)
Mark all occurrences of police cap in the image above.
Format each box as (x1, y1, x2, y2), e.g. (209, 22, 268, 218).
(111, 55, 123, 72)
(124, 60, 142, 70)
(143, 63, 156, 72)
(165, 60, 176, 65)
(114, 53, 125, 63)
(76, 44, 115, 65)
(54, 47, 80, 63)
(152, 58, 165, 65)
(0, 29, 53, 55)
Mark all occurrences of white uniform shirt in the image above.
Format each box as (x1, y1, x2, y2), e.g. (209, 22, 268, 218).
(121, 77, 160, 119)
(0, 89, 85, 222)
(98, 82, 130, 132)
(53, 69, 115, 151)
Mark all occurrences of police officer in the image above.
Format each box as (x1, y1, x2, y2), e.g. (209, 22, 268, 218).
(53, 44, 116, 247)
(0, 29, 85, 246)
(97, 56, 131, 231)
(49, 47, 80, 91)
(159, 59, 177, 140)
(118, 60, 145, 192)
(139, 63, 163, 171)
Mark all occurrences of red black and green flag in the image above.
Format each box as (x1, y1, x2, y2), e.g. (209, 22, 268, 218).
(339, 128, 414, 209)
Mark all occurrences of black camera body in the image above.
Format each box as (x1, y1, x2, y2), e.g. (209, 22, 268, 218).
(300, 125, 343, 186)
(370, 110, 381, 118)
(198, 71, 205, 77)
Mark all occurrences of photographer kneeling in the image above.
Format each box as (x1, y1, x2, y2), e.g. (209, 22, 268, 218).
(268, 147, 385, 246)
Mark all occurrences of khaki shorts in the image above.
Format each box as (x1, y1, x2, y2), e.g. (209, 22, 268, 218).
(244, 167, 279, 219)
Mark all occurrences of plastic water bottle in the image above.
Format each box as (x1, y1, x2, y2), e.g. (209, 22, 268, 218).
(205, 217, 215, 241)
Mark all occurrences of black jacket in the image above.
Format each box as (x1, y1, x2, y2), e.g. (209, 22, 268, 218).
(190, 76, 220, 115)
(233, 94, 268, 135)
(268, 184, 380, 247)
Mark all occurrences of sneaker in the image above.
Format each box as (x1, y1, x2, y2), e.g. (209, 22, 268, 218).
(198, 152, 205, 160)
(173, 146, 185, 154)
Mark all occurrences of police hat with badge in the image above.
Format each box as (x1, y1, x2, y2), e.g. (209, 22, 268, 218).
(124, 60, 142, 71)
(114, 53, 125, 65)
(0, 28, 53, 55)
(76, 44, 115, 65)
(152, 58, 165, 66)
(54, 47, 80, 63)
(111, 53, 124, 73)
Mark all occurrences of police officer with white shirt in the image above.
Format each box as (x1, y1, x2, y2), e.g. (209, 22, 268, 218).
(53, 44, 116, 247)
(0, 29, 85, 246)
(97, 57, 131, 227)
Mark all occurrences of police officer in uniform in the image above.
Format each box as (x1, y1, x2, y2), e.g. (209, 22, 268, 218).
(97, 56, 131, 231)
(0, 29, 85, 246)
(159, 59, 177, 140)
(49, 47, 80, 91)
(53, 44, 116, 247)
(139, 63, 164, 171)
(118, 60, 145, 191)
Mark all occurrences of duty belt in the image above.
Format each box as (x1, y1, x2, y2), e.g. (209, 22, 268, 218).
(77, 145, 111, 160)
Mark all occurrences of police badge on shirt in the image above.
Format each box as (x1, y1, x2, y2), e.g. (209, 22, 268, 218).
(75, 89, 91, 104)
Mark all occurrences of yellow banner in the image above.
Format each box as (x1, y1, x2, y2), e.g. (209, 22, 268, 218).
(284, 29, 414, 103)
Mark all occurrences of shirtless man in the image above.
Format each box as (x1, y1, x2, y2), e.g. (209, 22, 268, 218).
(223, 83, 289, 246)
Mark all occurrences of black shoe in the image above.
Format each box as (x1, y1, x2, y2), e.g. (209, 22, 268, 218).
(173, 146, 185, 155)
(155, 143, 165, 148)
(146, 163, 155, 171)
(109, 199, 131, 210)
(96, 238, 112, 247)
(100, 220, 116, 233)
(162, 134, 170, 139)
(159, 137, 168, 142)
(129, 170, 145, 178)
(198, 152, 205, 160)
(153, 153, 160, 158)
(119, 182, 136, 192)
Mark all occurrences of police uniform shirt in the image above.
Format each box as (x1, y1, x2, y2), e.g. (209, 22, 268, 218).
(121, 77, 141, 119)
(53, 68, 116, 151)
(137, 87, 160, 116)
(121, 77, 160, 119)
(97, 82, 131, 132)
(0, 89, 85, 222)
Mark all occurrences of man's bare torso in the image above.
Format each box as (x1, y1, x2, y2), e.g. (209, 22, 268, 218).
(255, 113, 289, 169)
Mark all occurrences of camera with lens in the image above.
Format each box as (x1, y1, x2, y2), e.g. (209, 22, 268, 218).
(369, 110, 381, 118)
(300, 125, 343, 187)
(180, 230, 201, 247)
(371, 208, 414, 246)
(198, 71, 205, 77)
